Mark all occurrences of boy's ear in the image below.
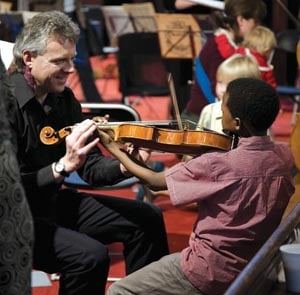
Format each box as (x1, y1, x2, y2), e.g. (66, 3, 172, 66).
(234, 117, 241, 131)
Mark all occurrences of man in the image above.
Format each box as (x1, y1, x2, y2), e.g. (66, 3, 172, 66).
(9, 10, 169, 295)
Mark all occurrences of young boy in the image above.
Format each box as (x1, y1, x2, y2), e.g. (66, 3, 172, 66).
(99, 78, 295, 295)
(197, 54, 261, 134)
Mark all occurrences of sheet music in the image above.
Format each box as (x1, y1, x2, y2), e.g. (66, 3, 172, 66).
(123, 3, 157, 32)
(101, 5, 135, 47)
(188, 0, 225, 10)
(0, 1, 12, 12)
(101, 3, 157, 47)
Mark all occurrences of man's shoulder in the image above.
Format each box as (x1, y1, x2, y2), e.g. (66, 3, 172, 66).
(61, 86, 74, 96)
(57, 86, 78, 102)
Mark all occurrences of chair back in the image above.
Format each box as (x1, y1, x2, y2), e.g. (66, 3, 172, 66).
(80, 102, 141, 122)
(117, 32, 169, 98)
(276, 30, 299, 54)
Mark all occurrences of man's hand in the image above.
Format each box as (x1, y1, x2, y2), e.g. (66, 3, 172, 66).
(60, 119, 99, 174)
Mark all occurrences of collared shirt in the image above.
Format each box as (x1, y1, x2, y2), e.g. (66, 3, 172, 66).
(9, 72, 124, 214)
(165, 136, 295, 295)
(196, 100, 223, 134)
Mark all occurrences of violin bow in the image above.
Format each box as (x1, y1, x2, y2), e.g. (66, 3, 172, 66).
(168, 73, 184, 131)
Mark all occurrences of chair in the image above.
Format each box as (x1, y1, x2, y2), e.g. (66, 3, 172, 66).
(80, 102, 141, 122)
(64, 102, 141, 190)
(224, 203, 300, 295)
(117, 32, 170, 106)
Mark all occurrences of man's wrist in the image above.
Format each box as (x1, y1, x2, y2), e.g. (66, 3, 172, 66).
(54, 160, 70, 177)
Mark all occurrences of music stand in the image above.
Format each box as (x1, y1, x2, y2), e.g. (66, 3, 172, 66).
(101, 4, 157, 47)
(123, 2, 157, 32)
(155, 13, 202, 59)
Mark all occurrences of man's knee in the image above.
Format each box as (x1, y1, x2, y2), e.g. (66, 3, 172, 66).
(140, 202, 164, 221)
(78, 239, 110, 273)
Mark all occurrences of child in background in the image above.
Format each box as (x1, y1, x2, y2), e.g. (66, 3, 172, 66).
(181, 0, 267, 125)
(215, 25, 277, 88)
(197, 54, 261, 134)
(100, 78, 295, 295)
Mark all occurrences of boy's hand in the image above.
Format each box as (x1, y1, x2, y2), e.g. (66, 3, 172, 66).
(126, 143, 151, 164)
(93, 114, 110, 123)
(98, 129, 151, 162)
(97, 129, 118, 151)
(98, 129, 152, 175)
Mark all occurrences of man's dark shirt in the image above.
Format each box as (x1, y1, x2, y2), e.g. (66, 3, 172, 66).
(9, 72, 124, 215)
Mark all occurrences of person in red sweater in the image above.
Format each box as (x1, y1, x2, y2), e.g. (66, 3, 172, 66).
(181, 0, 267, 128)
(215, 25, 277, 88)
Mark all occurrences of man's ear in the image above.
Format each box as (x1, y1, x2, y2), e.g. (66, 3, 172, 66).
(23, 50, 33, 68)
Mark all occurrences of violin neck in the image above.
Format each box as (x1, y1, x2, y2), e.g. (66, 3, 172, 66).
(94, 120, 192, 130)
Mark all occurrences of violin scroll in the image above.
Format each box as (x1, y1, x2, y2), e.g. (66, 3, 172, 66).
(40, 126, 73, 145)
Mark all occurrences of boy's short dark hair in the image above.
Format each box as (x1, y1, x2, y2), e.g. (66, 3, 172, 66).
(226, 78, 279, 132)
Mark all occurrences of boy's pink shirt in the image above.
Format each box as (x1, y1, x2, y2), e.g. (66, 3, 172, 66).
(165, 136, 295, 294)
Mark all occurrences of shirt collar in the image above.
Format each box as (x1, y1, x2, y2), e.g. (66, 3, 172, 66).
(11, 72, 65, 109)
(238, 136, 274, 149)
(11, 72, 35, 108)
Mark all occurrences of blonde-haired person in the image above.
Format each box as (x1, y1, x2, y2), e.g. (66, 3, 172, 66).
(197, 54, 261, 134)
(215, 25, 277, 88)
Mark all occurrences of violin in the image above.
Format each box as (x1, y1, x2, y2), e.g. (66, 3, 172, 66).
(40, 73, 233, 154)
(39, 122, 233, 155)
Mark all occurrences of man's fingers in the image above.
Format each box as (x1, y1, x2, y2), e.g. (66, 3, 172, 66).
(68, 119, 96, 144)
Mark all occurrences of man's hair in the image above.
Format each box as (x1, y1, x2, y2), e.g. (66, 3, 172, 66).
(13, 10, 80, 72)
(226, 78, 279, 131)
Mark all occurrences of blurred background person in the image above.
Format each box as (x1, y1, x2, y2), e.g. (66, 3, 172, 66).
(0, 52, 33, 295)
